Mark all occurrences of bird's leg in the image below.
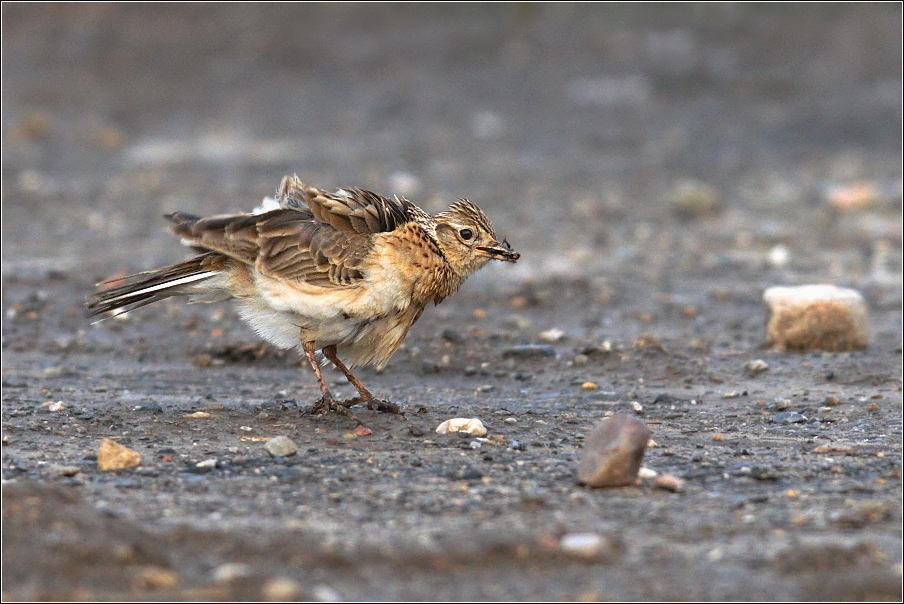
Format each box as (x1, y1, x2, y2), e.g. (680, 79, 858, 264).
(322, 345, 402, 414)
(301, 341, 361, 423)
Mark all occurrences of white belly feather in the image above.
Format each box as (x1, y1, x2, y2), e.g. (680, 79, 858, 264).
(234, 255, 422, 369)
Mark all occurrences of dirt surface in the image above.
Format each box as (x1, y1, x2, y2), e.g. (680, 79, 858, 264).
(2, 5, 902, 601)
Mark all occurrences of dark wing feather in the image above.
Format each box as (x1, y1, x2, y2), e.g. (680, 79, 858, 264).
(167, 211, 268, 265)
(272, 175, 421, 234)
(166, 207, 372, 288)
(304, 187, 416, 234)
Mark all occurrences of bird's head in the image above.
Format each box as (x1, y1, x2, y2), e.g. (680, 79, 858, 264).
(434, 200, 519, 278)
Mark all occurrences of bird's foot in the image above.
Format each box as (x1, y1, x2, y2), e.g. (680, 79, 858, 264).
(344, 396, 403, 415)
(307, 395, 362, 424)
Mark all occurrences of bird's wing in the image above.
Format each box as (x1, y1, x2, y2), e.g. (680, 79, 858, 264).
(166, 208, 373, 288)
(167, 180, 426, 288)
(298, 184, 418, 234)
(271, 175, 427, 234)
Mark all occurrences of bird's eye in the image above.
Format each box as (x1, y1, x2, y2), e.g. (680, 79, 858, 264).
(459, 228, 473, 240)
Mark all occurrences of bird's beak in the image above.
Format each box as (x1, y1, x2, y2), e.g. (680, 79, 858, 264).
(477, 238, 520, 263)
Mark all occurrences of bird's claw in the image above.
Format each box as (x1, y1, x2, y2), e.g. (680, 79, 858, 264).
(343, 396, 403, 415)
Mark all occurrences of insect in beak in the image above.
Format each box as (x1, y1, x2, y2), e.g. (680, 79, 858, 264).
(477, 237, 520, 262)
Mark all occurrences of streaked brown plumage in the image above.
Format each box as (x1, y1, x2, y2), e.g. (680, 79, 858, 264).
(88, 176, 519, 418)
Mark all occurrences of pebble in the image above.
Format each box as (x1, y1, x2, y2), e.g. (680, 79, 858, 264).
(501, 345, 555, 360)
(632, 333, 664, 351)
(212, 562, 253, 583)
(183, 411, 213, 419)
(133, 565, 180, 590)
(824, 396, 840, 407)
(97, 438, 141, 472)
(41, 401, 66, 412)
(581, 382, 598, 390)
(637, 466, 658, 479)
(265, 435, 298, 458)
(767, 244, 790, 268)
(654, 474, 685, 492)
(813, 444, 853, 455)
(538, 328, 566, 343)
(630, 401, 644, 415)
(773, 411, 807, 424)
(763, 285, 870, 351)
(195, 459, 217, 469)
(312, 585, 342, 602)
(669, 178, 720, 217)
(577, 414, 652, 488)
(824, 181, 880, 211)
(745, 359, 770, 375)
(435, 418, 487, 437)
(774, 398, 792, 411)
(263, 577, 303, 601)
(41, 464, 81, 477)
(559, 533, 618, 559)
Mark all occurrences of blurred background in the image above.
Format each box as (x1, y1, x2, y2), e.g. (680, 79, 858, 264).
(3, 3, 902, 294)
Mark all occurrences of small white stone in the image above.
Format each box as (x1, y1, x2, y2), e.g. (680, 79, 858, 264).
(183, 411, 212, 419)
(195, 459, 217, 469)
(312, 585, 342, 602)
(767, 245, 790, 268)
(669, 178, 720, 217)
(630, 401, 644, 415)
(212, 562, 252, 583)
(745, 359, 770, 375)
(42, 401, 66, 412)
(559, 533, 615, 559)
(264, 435, 298, 458)
(538, 328, 566, 343)
(263, 577, 303, 601)
(638, 466, 658, 479)
(435, 418, 488, 437)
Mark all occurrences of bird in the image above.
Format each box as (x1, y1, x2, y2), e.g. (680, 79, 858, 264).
(87, 175, 519, 419)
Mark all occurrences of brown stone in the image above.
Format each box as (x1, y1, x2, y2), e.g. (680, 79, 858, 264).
(577, 414, 651, 488)
(97, 438, 141, 472)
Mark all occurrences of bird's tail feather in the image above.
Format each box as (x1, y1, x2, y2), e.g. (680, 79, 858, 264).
(87, 253, 223, 319)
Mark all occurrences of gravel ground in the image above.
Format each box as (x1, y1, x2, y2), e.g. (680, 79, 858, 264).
(2, 5, 902, 601)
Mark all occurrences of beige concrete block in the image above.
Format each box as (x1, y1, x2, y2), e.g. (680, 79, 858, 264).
(764, 285, 869, 352)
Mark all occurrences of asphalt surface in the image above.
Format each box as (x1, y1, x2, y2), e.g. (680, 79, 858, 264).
(2, 5, 902, 601)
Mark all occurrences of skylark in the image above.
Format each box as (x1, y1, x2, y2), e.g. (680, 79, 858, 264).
(88, 176, 519, 417)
